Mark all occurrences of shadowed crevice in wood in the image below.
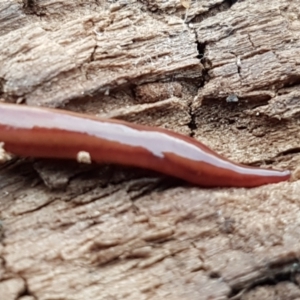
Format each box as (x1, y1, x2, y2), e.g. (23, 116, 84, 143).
(228, 260, 300, 299)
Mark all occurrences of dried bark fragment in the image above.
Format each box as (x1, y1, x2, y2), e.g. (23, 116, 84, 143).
(192, 0, 299, 163)
(135, 82, 183, 103)
(0, 277, 26, 300)
(0, 1, 201, 107)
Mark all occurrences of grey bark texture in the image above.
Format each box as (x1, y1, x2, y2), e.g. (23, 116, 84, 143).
(1, 0, 300, 299)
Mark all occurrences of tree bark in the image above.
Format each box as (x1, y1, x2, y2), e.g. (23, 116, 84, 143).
(1, 0, 300, 299)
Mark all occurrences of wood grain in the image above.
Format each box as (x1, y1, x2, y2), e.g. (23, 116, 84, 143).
(0, 0, 299, 299)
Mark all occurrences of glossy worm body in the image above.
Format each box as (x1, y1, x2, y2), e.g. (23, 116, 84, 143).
(0, 103, 291, 187)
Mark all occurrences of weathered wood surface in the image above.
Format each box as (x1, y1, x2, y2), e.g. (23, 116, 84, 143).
(1, 0, 300, 299)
